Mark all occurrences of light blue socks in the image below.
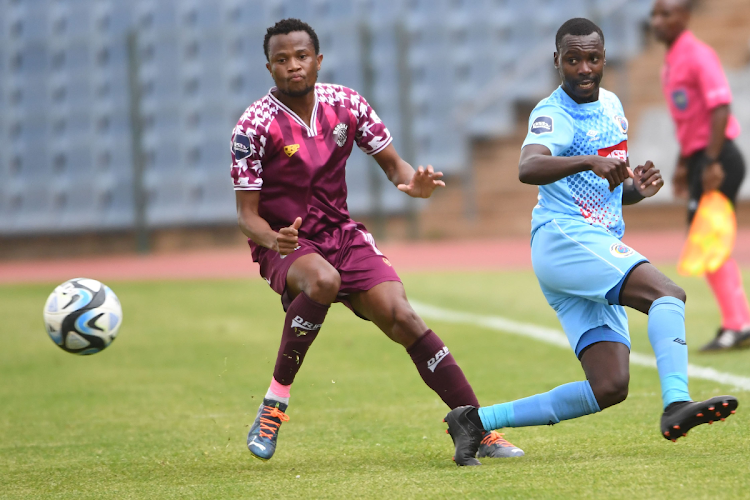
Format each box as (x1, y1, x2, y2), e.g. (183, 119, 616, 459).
(478, 381, 600, 430)
(648, 296, 691, 409)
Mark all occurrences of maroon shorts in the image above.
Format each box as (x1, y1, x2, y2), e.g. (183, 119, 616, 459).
(254, 221, 401, 313)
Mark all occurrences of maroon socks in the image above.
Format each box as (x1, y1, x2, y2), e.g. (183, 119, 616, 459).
(407, 330, 480, 409)
(272, 292, 329, 385)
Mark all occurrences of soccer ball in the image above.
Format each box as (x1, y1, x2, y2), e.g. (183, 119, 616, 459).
(43, 278, 123, 355)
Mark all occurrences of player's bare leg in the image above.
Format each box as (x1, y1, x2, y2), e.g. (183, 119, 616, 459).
(349, 281, 523, 463)
(579, 342, 630, 410)
(619, 263, 738, 440)
(247, 254, 340, 460)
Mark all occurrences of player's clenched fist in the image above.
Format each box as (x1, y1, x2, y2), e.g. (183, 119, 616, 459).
(633, 160, 664, 198)
(275, 217, 302, 256)
(589, 156, 633, 192)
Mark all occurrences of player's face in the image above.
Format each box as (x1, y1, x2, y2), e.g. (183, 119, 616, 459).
(266, 31, 323, 98)
(554, 33, 605, 104)
(650, 0, 690, 45)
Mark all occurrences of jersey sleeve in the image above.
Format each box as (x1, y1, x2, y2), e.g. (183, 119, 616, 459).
(521, 105, 575, 156)
(347, 91, 393, 155)
(229, 119, 266, 191)
(695, 45, 733, 109)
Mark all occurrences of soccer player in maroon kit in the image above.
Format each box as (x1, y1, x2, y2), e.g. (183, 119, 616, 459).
(651, 0, 750, 351)
(231, 18, 523, 462)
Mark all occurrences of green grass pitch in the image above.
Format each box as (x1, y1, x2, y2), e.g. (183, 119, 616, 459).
(2, 269, 749, 499)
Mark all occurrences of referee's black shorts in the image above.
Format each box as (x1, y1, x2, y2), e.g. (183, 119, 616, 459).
(687, 139, 746, 224)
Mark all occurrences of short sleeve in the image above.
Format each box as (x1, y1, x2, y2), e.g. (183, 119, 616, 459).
(521, 105, 575, 156)
(348, 91, 393, 155)
(230, 123, 265, 191)
(695, 46, 732, 109)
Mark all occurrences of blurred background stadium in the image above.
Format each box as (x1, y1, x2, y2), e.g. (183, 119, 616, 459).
(1, 0, 749, 258)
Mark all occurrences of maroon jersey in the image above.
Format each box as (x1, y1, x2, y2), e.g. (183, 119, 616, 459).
(230, 83, 393, 260)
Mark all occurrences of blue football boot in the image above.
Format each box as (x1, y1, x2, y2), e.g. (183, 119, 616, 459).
(247, 398, 289, 461)
(477, 431, 525, 458)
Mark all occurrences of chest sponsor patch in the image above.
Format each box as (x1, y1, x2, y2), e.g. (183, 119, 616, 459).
(233, 133, 251, 160)
(672, 89, 688, 111)
(333, 122, 348, 147)
(610, 242, 635, 258)
(613, 115, 628, 134)
(284, 144, 300, 157)
(598, 140, 628, 161)
(530, 116, 553, 135)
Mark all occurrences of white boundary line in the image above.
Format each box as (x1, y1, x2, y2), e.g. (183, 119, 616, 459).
(411, 301, 750, 391)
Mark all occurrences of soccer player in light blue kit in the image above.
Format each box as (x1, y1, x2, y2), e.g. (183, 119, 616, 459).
(444, 18, 738, 466)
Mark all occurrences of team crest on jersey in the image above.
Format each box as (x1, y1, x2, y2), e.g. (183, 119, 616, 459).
(609, 243, 634, 258)
(531, 116, 553, 135)
(284, 144, 300, 157)
(672, 89, 688, 111)
(613, 115, 628, 134)
(233, 133, 251, 160)
(333, 123, 348, 147)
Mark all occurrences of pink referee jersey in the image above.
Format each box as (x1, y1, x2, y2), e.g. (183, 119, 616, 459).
(661, 30, 740, 157)
(230, 83, 393, 261)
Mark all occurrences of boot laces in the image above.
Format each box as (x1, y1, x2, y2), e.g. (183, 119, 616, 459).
(258, 406, 289, 439)
(481, 431, 516, 448)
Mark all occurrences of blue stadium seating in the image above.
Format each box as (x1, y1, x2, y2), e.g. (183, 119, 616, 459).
(0, 0, 654, 234)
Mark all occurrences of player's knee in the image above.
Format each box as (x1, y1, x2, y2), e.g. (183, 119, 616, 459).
(391, 303, 426, 346)
(653, 281, 686, 306)
(592, 376, 629, 409)
(392, 303, 420, 330)
(667, 283, 687, 304)
(307, 268, 341, 303)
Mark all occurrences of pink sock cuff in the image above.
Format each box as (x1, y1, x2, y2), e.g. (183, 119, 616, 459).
(270, 377, 291, 398)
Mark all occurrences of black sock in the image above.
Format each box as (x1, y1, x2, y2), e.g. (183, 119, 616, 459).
(466, 407, 485, 431)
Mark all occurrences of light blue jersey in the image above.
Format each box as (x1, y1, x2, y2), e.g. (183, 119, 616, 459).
(523, 87, 646, 356)
(523, 86, 630, 239)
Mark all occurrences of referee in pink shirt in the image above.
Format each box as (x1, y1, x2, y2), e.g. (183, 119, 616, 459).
(652, 0, 750, 351)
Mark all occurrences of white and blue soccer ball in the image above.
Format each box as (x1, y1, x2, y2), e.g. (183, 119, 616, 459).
(43, 278, 123, 355)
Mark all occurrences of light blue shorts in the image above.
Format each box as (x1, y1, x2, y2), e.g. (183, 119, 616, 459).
(531, 218, 648, 355)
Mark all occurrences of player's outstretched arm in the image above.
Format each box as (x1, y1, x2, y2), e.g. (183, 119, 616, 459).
(235, 190, 301, 255)
(372, 144, 445, 199)
(519, 144, 632, 192)
(622, 160, 664, 205)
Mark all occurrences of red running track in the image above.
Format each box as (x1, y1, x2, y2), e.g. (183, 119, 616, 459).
(4, 229, 750, 285)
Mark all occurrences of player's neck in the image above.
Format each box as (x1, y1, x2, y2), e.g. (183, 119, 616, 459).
(665, 28, 687, 49)
(272, 89, 316, 127)
(561, 85, 599, 105)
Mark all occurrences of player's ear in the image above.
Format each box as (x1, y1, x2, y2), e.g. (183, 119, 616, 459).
(603, 48, 607, 65)
(553, 51, 559, 69)
(266, 61, 272, 75)
(316, 53, 323, 70)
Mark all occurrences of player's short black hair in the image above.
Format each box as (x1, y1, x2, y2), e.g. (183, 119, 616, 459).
(555, 18, 605, 52)
(263, 18, 320, 61)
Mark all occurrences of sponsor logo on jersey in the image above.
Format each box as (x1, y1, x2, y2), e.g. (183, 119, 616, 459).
(672, 89, 688, 111)
(613, 115, 628, 134)
(233, 133, 251, 160)
(284, 144, 300, 157)
(609, 242, 634, 258)
(291, 315, 322, 336)
(333, 123, 349, 147)
(587, 129, 599, 141)
(427, 346, 450, 372)
(673, 338, 687, 346)
(382, 257, 392, 267)
(598, 140, 628, 161)
(530, 116, 553, 135)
